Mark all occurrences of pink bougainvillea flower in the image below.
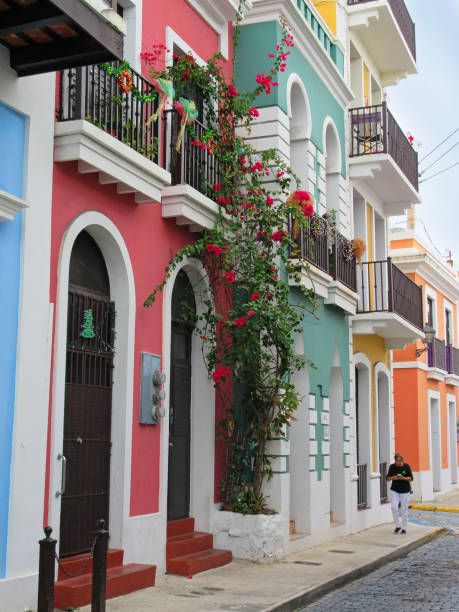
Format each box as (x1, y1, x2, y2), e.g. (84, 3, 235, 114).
(246, 309, 256, 318)
(250, 291, 261, 301)
(205, 243, 223, 255)
(233, 317, 247, 327)
(257, 231, 267, 238)
(250, 161, 264, 173)
(213, 183, 222, 191)
(241, 202, 254, 210)
(224, 270, 236, 283)
(276, 171, 285, 178)
(228, 84, 238, 97)
(302, 203, 314, 218)
(238, 156, 247, 166)
(266, 195, 274, 206)
(212, 366, 231, 382)
(268, 53, 275, 58)
(217, 196, 231, 206)
(249, 107, 260, 117)
(270, 230, 285, 242)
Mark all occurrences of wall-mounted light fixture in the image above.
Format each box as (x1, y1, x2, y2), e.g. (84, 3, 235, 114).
(415, 324, 436, 357)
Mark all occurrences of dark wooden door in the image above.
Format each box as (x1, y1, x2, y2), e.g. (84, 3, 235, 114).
(167, 324, 192, 520)
(167, 271, 195, 521)
(60, 232, 114, 557)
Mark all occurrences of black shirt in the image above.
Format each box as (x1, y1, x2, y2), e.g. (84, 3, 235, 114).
(386, 463, 413, 494)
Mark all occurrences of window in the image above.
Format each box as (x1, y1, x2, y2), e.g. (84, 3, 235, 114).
(445, 308, 453, 346)
(173, 45, 205, 124)
(427, 297, 434, 329)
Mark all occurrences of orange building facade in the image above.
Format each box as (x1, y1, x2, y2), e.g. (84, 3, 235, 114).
(390, 218, 459, 501)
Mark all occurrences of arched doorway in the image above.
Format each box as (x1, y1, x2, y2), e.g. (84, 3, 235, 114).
(329, 365, 344, 524)
(376, 367, 390, 501)
(355, 357, 371, 510)
(59, 231, 115, 556)
(167, 271, 196, 520)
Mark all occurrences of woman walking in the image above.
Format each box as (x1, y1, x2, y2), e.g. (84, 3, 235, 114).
(386, 453, 413, 534)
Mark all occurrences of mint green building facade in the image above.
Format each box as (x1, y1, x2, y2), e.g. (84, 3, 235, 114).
(236, 4, 357, 543)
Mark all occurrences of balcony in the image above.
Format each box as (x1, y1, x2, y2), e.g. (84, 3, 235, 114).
(55, 62, 171, 204)
(349, 103, 420, 214)
(352, 258, 424, 348)
(288, 216, 358, 314)
(347, 0, 416, 85)
(427, 342, 459, 385)
(0, 0, 124, 77)
(446, 345, 459, 387)
(161, 108, 223, 231)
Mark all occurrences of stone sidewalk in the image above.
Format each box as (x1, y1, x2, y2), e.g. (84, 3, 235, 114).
(80, 521, 443, 612)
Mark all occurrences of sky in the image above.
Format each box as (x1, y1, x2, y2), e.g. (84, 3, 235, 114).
(387, 0, 459, 261)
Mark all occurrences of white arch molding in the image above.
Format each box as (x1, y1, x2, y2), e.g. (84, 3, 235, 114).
(374, 362, 391, 488)
(160, 258, 216, 534)
(322, 116, 342, 217)
(49, 212, 136, 555)
(287, 73, 312, 192)
(353, 352, 372, 507)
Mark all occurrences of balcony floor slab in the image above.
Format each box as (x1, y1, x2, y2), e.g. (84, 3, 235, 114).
(427, 368, 446, 382)
(54, 120, 171, 204)
(161, 184, 224, 232)
(349, 153, 420, 213)
(351, 311, 423, 349)
(445, 375, 459, 388)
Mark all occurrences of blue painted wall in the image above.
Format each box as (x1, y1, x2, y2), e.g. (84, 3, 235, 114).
(0, 101, 26, 577)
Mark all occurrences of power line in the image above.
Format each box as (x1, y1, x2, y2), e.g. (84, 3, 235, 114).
(420, 140, 459, 175)
(419, 127, 459, 163)
(419, 160, 459, 184)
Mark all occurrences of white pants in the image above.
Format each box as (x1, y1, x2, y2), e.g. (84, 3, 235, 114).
(391, 491, 410, 530)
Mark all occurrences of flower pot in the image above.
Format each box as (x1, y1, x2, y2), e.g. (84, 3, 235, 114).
(213, 510, 286, 562)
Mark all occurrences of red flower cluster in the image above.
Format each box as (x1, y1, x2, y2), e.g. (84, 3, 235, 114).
(250, 161, 264, 173)
(212, 366, 231, 382)
(266, 196, 274, 206)
(206, 243, 223, 255)
(249, 107, 259, 117)
(250, 291, 261, 301)
(302, 203, 314, 218)
(191, 138, 207, 151)
(228, 84, 238, 97)
(256, 73, 278, 95)
(224, 270, 236, 283)
(140, 44, 169, 65)
(270, 230, 285, 242)
(233, 317, 247, 327)
(213, 183, 222, 191)
(246, 309, 256, 319)
(217, 195, 232, 206)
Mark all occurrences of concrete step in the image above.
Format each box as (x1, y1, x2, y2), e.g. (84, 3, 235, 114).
(166, 531, 214, 559)
(167, 548, 232, 577)
(54, 563, 156, 609)
(57, 548, 124, 581)
(167, 517, 195, 538)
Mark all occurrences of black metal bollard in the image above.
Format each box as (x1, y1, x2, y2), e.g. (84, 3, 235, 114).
(37, 526, 56, 612)
(91, 518, 109, 612)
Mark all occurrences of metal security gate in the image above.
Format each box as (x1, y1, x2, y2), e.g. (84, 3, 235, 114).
(59, 231, 115, 557)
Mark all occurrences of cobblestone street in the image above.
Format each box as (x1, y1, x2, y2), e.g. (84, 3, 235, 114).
(302, 511, 459, 611)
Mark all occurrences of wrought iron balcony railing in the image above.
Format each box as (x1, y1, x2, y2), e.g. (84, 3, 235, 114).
(356, 258, 423, 330)
(58, 63, 159, 164)
(350, 102, 419, 192)
(289, 216, 357, 292)
(446, 345, 459, 376)
(164, 109, 221, 199)
(347, 0, 416, 60)
(427, 338, 447, 371)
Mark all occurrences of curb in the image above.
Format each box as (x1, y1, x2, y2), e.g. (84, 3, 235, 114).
(264, 527, 447, 612)
(410, 504, 459, 514)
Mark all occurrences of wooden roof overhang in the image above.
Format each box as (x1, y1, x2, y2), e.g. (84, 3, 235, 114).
(0, 0, 123, 77)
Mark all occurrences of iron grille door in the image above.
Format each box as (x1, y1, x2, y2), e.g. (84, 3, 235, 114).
(60, 289, 115, 557)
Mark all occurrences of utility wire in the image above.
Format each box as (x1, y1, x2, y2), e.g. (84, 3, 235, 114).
(420, 140, 459, 175)
(419, 127, 459, 163)
(420, 160, 459, 184)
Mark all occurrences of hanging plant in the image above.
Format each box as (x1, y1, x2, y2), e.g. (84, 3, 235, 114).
(352, 237, 366, 264)
(287, 190, 315, 240)
(342, 238, 354, 262)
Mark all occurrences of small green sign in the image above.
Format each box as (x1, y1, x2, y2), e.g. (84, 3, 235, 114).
(81, 309, 96, 339)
